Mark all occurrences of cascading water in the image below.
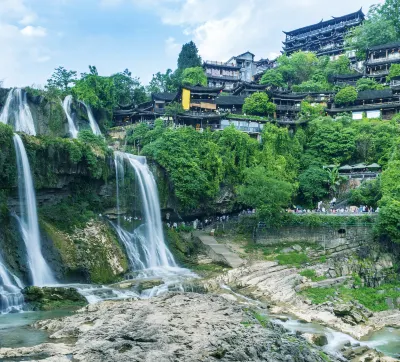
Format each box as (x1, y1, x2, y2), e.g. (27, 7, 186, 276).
(0, 256, 24, 314)
(0, 89, 36, 136)
(81, 102, 102, 136)
(13, 134, 56, 286)
(114, 152, 176, 271)
(62, 95, 78, 138)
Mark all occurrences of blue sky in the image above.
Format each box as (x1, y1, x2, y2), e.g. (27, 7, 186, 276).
(0, 0, 381, 88)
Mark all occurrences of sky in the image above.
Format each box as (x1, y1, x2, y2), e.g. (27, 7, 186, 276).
(0, 0, 383, 88)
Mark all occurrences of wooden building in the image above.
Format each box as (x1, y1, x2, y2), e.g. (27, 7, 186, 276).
(327, 89, 400, 120)
(283, 9, 364, 57)
(365, 42, 400, 83)
(330, 74, 363, 87)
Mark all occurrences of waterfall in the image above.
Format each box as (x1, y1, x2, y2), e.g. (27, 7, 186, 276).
(81, 102, 102, 136)
(62, 95, 78, 139)
(0, 257, 24, 314)
(0, 89, 36, 136)
(114, 152, 176, 271)
(13, 134, 56, 286)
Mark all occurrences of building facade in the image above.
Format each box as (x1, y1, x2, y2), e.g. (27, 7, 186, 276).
(365, 42, 400, 83)
(282, 9, 364, 57)
(203, 52, 274, 89)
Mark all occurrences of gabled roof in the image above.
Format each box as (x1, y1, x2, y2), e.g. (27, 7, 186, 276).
(283, 9, 364, 37)
(368, 41, 400, 52)
(357, 89, 393, 100)
(215, 96, 246, 106)
(183, 85, 224, 93)
(236, 51, 255, 58)
(152, 92, 177, 102)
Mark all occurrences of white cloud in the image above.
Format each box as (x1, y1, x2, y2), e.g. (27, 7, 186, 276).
(20, 25, 47, 37)
(126, 0, 377, 62)
(165, 36, 180, 57)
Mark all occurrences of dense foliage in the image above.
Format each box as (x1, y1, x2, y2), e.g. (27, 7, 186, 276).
(243, 92, 276, 116)
(334, 86, 358, 105)
(182, 67, 207, 87)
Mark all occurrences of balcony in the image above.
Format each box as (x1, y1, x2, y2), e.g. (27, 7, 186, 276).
(275, 105, 301, 111)
(367, 54, 400, 65)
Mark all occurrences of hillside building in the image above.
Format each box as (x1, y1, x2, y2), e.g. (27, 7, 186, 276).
(365, 42, 400, 83)
(282, 9, 364, 57)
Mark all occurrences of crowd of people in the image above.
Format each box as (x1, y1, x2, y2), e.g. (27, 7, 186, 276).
(288, 205, 379, 214)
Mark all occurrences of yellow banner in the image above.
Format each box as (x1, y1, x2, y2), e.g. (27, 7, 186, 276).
(182, 88, 191, 110)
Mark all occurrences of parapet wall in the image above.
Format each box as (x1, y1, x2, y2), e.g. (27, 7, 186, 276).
(255, 225, 374, 250)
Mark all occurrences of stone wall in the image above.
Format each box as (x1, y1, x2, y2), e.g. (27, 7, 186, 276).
(255, 225, 374, 250)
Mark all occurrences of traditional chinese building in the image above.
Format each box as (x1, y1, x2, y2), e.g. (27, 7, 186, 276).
(203, 52, 272, 89)
(365, 42, 400, 83)
(271, 92, 333, 122)
(231, 82, 268, 97)
(327, 89, 400, 120)
(330, 74, 363, 87)
(282, 9, 364, 57)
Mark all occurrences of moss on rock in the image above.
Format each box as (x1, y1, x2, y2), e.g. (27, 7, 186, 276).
(42, 219, 128, 284)
(22, 286, 87, 311)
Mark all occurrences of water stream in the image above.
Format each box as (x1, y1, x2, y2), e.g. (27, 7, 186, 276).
(0, 257, 24, 314)
(62, 95, 78, 138)
(81, 101, 102, 136)
(13, 134, 56, 287)
(0, 89, 36, 136)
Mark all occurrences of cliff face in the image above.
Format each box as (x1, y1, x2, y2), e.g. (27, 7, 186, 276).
(0, 128, 128, 284)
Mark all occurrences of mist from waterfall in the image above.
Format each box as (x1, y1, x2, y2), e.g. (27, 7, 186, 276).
(62, 95, 78, 139)
(0, 89, 36, 136)
(114, 152, 176, 272)
(0, 256, 24, 314)
(81, 102, 102, 136)
(13, 134, 56, 286)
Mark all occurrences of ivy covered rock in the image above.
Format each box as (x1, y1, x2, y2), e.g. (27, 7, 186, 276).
(22, 286, 87, 311)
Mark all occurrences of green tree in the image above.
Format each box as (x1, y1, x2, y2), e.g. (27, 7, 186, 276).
(323, 56, 353, 78)
(72, 66, 117, 112)
(111, 69, 149, 106)
(326, 167, 344, 195)
(298, 166, 329, 206)
(147, 69, 178, 94)
(243, 92, 276, 116)
(335, 86, 358, 105)
(260, 69, 284, 88)
(165, 102, 184, 122)
(356, 78, 385, 91)
(46, 66, 77, 95)
(237, 166, 293, 225)
(177, 41, 202, 70)
(299, 101, 325, 121)
(387, 64, 400, 80)
(373, 0, 400, 38)
(292, 79, 330, 92)
(181, 67, 207, 86)
(277, 52, 318, 85)
(345, 16, 397, 59)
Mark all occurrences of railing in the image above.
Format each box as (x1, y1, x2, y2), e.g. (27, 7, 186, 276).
(330, 100, 400, 111)
(221, 125, 262, 133)
(286, 19, 361, 42)
(204, 60, 239, 68)
(275, 105, 301, 111)
(339, 172, 380, 179)
(367, 54, 400, 64)
(206, 74, 241, 81)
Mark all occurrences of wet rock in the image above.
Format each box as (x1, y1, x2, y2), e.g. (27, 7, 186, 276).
(301, 333, 328, 347)
(11, 293, 342, 362)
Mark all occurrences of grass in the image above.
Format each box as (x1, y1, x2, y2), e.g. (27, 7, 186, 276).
(299, 269, 327, 282)
(276, 252, 310, 267)
(302, 283, 400, 312)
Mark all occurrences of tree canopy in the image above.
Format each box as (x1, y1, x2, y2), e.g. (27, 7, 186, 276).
(181, 67, 207, 87)
(243, 92, 276, 116)
(177, 41, 202, 70)
(334, 86, 358, 105)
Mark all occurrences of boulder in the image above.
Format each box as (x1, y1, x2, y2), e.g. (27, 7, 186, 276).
(301, 333, 328, 347)
(22, 286, 87, 311)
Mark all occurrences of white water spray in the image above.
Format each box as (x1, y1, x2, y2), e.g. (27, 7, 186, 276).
(0, 89, 36, 135)
(62, 95, 78, 138)
(81, 102, 102, 136)
(0, 257, 24, 314)
(114, 152, 176, 270)
(13, 134, 56, 286)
